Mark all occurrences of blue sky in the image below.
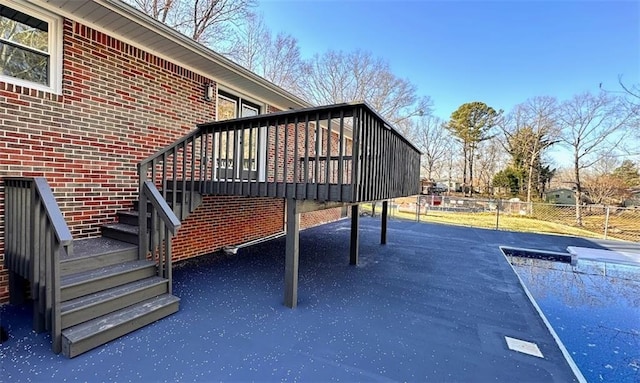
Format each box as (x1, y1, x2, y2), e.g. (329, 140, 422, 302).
(258, 0, 640, 121)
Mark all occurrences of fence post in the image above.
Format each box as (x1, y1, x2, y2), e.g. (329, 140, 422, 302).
(604, 206, 610, 239)
(495, 198, 500, 230)
(416, 195, 420, 222)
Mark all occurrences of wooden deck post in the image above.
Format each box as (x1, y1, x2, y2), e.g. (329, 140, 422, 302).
(284, 198, 300, 308)
(381, 200, 388, 245)
(350, 204, 359, 265)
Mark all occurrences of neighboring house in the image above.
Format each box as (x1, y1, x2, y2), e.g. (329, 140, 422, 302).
(0, 0, 420, 357)
(544, 189, 575, 204)
(623, 189, 640, 207)
(544, 188, 582, 205)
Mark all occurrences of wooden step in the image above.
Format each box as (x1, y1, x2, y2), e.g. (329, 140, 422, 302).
(61, 277, 169, 329)
(61, 260, 156, 301)
(117, 210, 150, 226)
(61, 294, 180, 358)
(101, 223, 139, 244)
(132, 200, 193, 221)
(61, 237, 137, 276)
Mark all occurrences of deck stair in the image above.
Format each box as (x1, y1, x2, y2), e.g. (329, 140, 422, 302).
(101, 189, 202, 245)
(58, 236, 179, 358)
(58, 189, 201, 357)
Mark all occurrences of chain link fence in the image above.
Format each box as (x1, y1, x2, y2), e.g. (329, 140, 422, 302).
(365, 196, 640, 242)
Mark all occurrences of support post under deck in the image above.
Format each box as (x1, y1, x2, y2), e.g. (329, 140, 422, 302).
(284, 198, 300, 308)
(350, 204, 359, 265)
(381, 200, 388, 245)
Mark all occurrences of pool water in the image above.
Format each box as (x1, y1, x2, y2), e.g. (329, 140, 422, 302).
(509, 256, 640, 382)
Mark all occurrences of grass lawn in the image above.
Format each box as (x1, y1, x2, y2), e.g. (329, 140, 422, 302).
(361, 204, 619, 240)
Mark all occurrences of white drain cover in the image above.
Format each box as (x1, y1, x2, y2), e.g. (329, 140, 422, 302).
(505, 336, 544, 358)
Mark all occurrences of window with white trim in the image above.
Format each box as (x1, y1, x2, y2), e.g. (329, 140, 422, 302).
(0, 3, 61, 93)
(215, 90, 266, 181)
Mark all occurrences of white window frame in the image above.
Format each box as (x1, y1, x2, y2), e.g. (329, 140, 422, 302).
(214, 88, 267, 182)
(0, 1, 63, 94)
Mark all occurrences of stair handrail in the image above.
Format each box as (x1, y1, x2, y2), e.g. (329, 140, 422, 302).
(4, 177, 72, 354)
(138, 180, 181, 293)
(138, 128, 203, 169)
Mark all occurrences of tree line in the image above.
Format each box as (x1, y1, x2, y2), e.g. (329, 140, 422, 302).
(425, 94, 638, 226)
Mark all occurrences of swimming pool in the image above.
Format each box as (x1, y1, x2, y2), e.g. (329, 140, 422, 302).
(507, 253, 640, 382)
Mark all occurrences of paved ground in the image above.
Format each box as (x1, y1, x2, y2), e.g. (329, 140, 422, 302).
(1, 217, 610, 382)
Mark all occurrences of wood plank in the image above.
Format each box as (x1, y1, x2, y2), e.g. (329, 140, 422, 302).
(61, 294, 179, 358)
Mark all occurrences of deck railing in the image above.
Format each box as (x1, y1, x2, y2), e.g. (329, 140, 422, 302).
(4, 177, 73, 354)
(138, 102, 420, 205)
(136, 181, 181, 287)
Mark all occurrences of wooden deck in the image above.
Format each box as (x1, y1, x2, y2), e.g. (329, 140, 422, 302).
(138, 102, 421, 204)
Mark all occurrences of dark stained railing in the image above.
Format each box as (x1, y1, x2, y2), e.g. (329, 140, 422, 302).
(4, 177, 73, 354)
(138, 102, 421, 207)
(136, 181, 181, 288)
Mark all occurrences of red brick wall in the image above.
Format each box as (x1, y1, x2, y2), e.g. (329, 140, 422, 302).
(173, 196, 284, 261)
(301, 207, 346, 229)
(0, 20, 288, 303)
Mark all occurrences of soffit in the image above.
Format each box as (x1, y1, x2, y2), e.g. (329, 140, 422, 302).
(37, 0, 310, 111)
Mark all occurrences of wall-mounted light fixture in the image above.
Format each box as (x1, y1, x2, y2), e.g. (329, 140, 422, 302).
(204, 83, 214, 101)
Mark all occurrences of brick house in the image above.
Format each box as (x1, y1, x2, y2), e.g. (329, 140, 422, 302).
(0, 0, 420, 357)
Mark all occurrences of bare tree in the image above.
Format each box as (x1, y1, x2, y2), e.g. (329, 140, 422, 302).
(558, 91, 636, 225)
(501, 96, 559, 202)
(125, 0, 256, 49)
(583, 173, 631, 205)
(412, 116, 450, 181)
(475, 137, 506, 196)
(299, 50, 431, 125)
(226, 13, 305, 94)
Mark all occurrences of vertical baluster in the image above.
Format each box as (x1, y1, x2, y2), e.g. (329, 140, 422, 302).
(338, 110, 345, 199)
(181, 141, 188, 218)
(351, 107, 362, 202)
(256, 121, 264, 188)
(44, 221, 52, 332)
(139, 164, 149, 260)
(247, 121, 254, 196)
(374, 117, 383, 200)
(172, 146, 178, 215)
(274, 118, 280, 192)
(20, 181, 27, 277)
(166, 227, 172, 294)
(303, 115, 310, 196)
(36, 202, 46, 332)
(31, 183, 40, 299)
(51, 238, 61, 354)
(283, 117, 289, 197)
(363, 111, 372, 202)
(224, 124, 230, 193)
(202, 131, 209, 188)
(190, 136, 196, 211)
(264, 120, 271, 196)
(293, 115, 299, 197)
(324, 116, 332, 201)
(239, 122, 247, 194)
(5, 182, 12, 273)
(231, 122, 239, 194)
(208, 132, 216, 191)
(314, 113, 321, 198)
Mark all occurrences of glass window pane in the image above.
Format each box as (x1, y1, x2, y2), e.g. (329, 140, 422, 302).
(242, 128, 257, 171)
(241, 104, 258, 118)
(0, 41, 49, 85)
(0, 9, 49, 52)
(218, 96, 237, 121)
